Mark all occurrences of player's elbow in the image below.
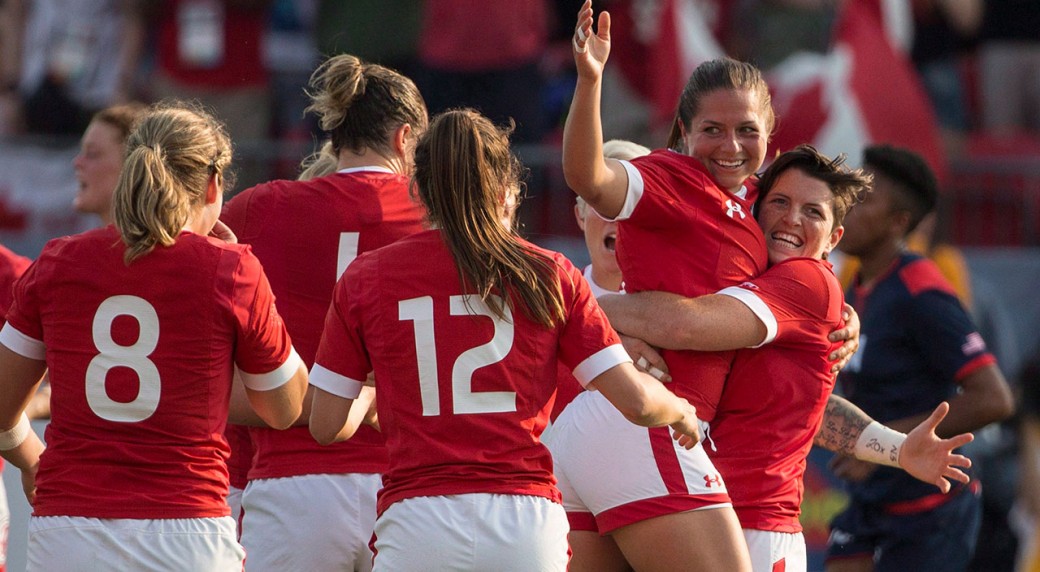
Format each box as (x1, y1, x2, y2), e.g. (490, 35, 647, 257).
(988, 383, 1016, 424)
(309, 422, 339, 446)
(616, 388, 664, 428)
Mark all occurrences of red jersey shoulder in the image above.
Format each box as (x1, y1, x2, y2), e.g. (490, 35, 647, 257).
(899, 257, 957, 298)
(221, 179, 293, 237)
(633, 149, 716, 187)
(745, 257, 842, 321)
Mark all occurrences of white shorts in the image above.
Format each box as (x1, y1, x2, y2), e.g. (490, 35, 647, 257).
(0, 475, 8, 570)
(372, 493, 568, 572)
(743, 529, 806, 572)
(241, 472, 381, 572)
(26, 515, 243, 571)
(226, 485, 243, 536)
(544, 390, 731, 534)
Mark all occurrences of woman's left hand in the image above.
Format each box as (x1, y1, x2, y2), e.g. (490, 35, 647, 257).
(828, 303, 860, 373)
(209, 220, 238, 244)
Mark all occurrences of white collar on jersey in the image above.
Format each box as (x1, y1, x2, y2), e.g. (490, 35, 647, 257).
(337, 166, 396, 175)
(583, 265, 619, 299)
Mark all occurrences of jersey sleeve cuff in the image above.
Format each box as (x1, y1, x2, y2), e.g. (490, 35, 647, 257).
(605, 160, 644, 222)
(309, 363, 364, 399)
(718, 286, 777, 347)
(572, 344, 632, 387)
(238, 347, 303, 391)
(0, 322, 45, 360)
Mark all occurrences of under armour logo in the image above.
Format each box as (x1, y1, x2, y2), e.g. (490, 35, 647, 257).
(703, 473, 723, 488)
(725, 200, 746, 219)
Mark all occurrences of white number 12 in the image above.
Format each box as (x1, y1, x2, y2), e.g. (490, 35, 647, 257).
(398, 295, 516, 416)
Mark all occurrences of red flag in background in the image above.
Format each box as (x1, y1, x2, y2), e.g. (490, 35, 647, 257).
(610, 0, 725, 129)
(767, 0, 947, 179)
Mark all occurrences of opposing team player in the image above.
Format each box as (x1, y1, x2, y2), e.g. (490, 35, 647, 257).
(0, 102, 307, 571)
(220, 54, 428, 571)
(825, 145, 1013, 572)
(308, 109, 701, 571)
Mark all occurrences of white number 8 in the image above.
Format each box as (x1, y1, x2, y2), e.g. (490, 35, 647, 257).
(85, 295, 162, 422)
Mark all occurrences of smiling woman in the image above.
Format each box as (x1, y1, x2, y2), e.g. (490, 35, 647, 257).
(595, 145, 975, 572)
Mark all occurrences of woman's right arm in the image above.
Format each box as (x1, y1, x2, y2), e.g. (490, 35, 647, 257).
(0, 344, 48, 504)
(587, 361, 701, 448)
(562, 0, 630, 218)
(241, 363, 309, 430)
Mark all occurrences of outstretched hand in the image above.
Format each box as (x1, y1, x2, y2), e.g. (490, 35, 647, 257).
(899, 402, 974, 493)
(573, 0, 611, 79)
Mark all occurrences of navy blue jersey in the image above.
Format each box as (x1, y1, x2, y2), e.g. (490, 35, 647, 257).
(838, 253, 995, 503)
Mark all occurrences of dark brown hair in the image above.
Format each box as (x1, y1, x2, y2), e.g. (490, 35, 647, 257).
(666, 58, 775, 152)
(755, 144, 872, 227)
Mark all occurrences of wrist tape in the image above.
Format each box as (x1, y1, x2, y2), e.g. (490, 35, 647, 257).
(0, 413, 30, 451)
(854, 421, 906, 468)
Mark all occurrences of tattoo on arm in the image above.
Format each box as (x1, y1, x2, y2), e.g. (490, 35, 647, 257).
(815, 394, 873, 454)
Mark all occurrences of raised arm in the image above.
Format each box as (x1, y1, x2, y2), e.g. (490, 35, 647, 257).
(598, 291, 766, 351)
(0, 344, 49, 504)
(561, 0, 630, 218)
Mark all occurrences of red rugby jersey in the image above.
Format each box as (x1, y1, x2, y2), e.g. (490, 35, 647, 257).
(221, 168, 426, 479)
(1, 227, 299, 518)
(311, 231, 630, 515)
(710, 258, 844, 532)
(616, 150, 768, 421)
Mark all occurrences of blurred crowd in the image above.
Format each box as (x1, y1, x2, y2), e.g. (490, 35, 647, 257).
(0, 1, 1036, 161)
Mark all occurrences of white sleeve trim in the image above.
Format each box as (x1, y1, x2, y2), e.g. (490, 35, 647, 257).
(309, 363, 364, 399)
(238, 347, 304, 391)
(572, 344, 632, 387)
(0, 323, 45, 360)
(604, 160, 644, 222)
(717, 286, 777, 348)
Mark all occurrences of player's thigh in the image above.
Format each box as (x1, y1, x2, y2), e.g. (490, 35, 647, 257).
(568, 530, 632, 572)
(743, 529, 807, 572)
(612, 507, 751, 572)
(373, 493, 568, 572)
(241, 473, 380, 572)
(27, 515, 243, 571)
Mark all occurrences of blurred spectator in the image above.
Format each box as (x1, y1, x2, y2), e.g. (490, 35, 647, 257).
(414, 0, 550, 144)
(911, 0, 982, 159)
(315, 0, 421, 75)
(143, 0, 273, 188)
(729, 0, 840, 71)
(264, 0, 321, 178)
(5, 0, 144, 136)
(977, 0, 1040, 134)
